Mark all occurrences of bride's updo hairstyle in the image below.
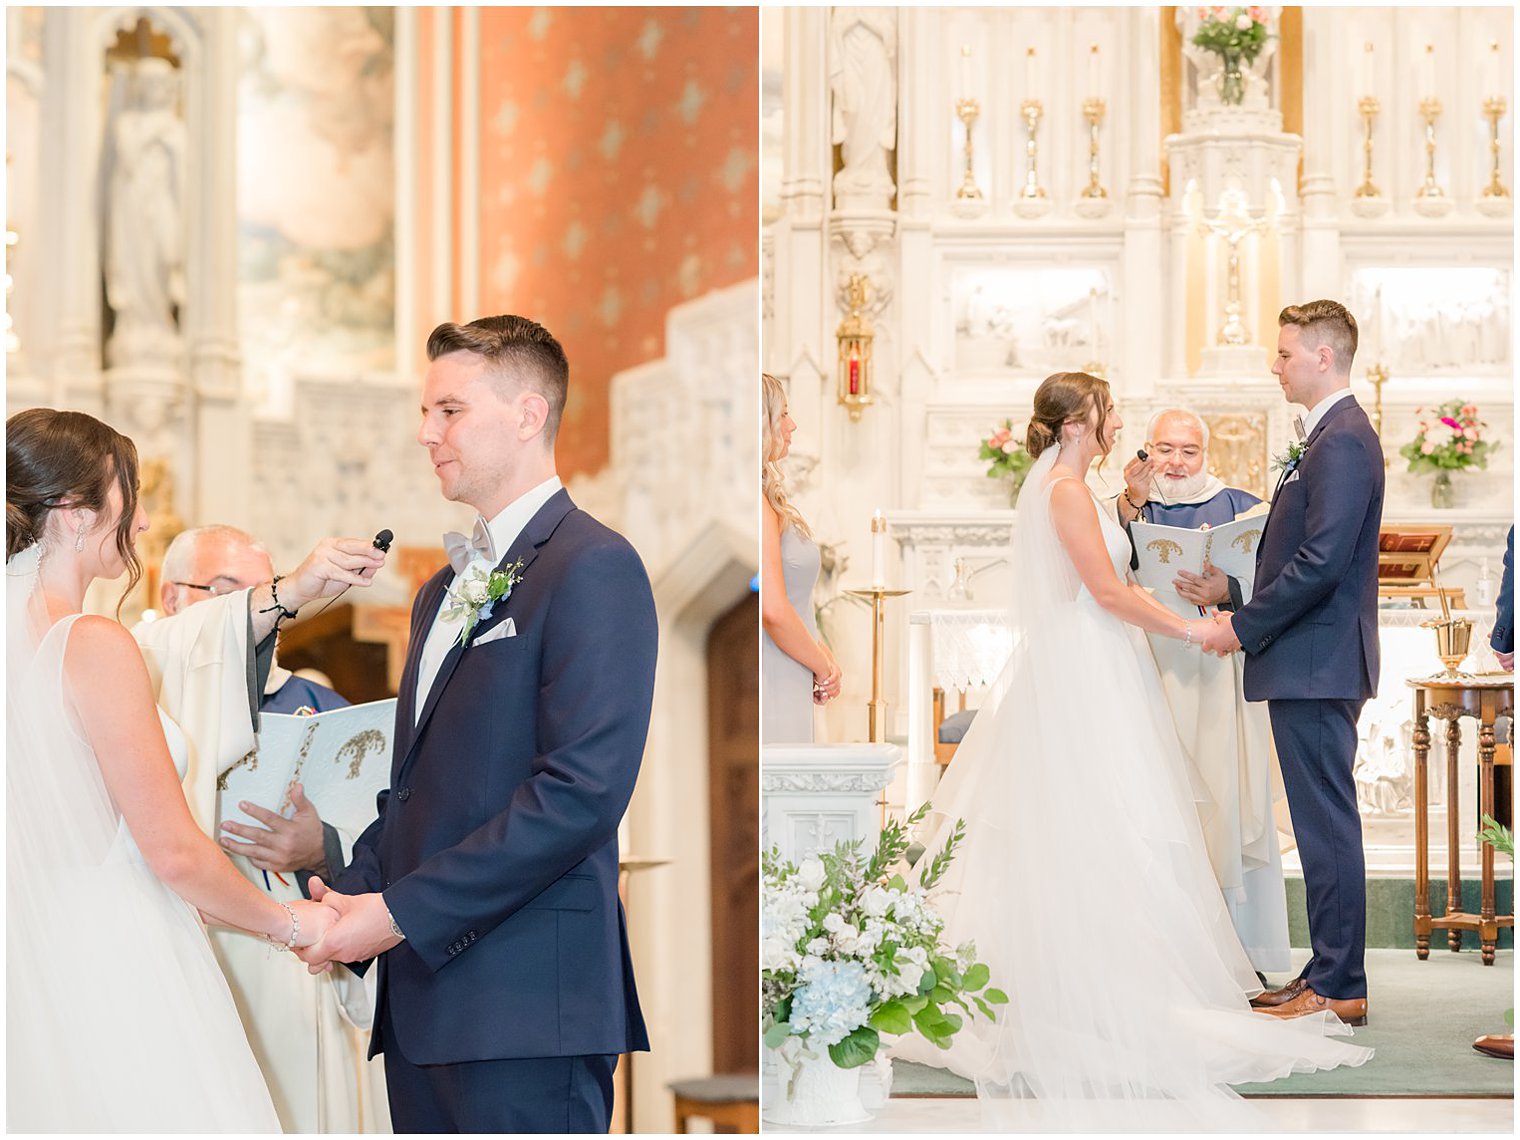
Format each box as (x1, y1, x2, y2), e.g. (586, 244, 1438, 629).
(1025, 370, 1113, 461)
(7, 408, 143, 588)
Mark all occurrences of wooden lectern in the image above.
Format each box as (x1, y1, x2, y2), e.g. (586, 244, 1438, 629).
(1377, 525, 1466, 609)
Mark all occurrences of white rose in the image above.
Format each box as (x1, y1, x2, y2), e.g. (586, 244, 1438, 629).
(822, 912, 845, 934)
(806, 937, 830, 957)
(860, 886, 892, 919)
(1235, 13, 1252, 29)
(832, 927, 862, 956)
(796, 858, 826, 892)
(461, 574, 491, 605)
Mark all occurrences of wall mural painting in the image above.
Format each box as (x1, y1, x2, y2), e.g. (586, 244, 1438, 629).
(236, 6, 395, 398)
(478, 7, 760, 478)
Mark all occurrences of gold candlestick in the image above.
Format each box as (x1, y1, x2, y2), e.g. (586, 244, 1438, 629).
(1081, 97, 1107, 199)
(955, 97, 983, 200)
(1416, 96, 1445, 201)
(1019, 98, 1047, 201)
(1355, 95, 1381, 199)
(845, 586, 911, 744)
(1482, 96, 1509, 200)
(1366, 361, 1390, 469)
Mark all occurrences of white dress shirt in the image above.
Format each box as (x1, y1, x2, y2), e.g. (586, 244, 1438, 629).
(1301, 388, 1356, 441)
(414, 476, 563, 721)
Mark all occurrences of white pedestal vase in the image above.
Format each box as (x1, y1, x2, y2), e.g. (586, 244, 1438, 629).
(762, 1046, 873, 1127)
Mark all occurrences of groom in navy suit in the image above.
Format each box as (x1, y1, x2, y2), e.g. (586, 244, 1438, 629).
(1200, 300, 1383, 1027)
(299, 315, 658, 1132)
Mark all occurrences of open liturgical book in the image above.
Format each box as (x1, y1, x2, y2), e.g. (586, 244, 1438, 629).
(1131, 512, 1267, 602)
(217, 699, 395, 889)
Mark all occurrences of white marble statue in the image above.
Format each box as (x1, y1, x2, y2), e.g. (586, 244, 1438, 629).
(828, 7, 896, 210)
(103, 57, 186, 370)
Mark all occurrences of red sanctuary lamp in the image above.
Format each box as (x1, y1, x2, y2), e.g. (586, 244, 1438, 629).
(836, 272, 874, 421)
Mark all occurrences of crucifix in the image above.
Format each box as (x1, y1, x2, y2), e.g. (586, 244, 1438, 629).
(1197, 187, 1272, 347)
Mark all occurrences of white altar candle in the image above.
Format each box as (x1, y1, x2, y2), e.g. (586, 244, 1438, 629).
(871, 509, 886, 587)
(1088, 44, 1101, 100)
(1026, 46, 1040, 102)
(1360, 42, 1375, 99)
(959, 45, 972, 101)
(1421, 44, 1435, 101)
(1486, 41, 1502, 101)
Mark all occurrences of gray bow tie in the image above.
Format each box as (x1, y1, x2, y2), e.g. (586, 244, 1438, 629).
(442, 517, 496, 575)
(1293, 415, 1307, 442)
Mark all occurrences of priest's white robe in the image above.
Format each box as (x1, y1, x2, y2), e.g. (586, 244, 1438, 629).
(1111, 491, 1293, 973)
(133, 594, 390, 1132)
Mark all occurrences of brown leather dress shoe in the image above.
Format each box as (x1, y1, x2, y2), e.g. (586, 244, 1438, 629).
(1249, 977, 1309, 1009)
(1256, 982, 1367, 1027)
(1472, 1034, 1514, 1060)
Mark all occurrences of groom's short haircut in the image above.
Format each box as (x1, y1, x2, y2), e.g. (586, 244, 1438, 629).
(427, 315, 570, 444)
(1279, 300, 1358, 373)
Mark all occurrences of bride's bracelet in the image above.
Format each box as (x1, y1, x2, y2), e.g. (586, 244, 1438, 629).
(270, 901, 298, 951)
(1182, 621, 1196, 648)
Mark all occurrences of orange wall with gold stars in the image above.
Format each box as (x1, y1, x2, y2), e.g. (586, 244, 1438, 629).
(450, 7, 759, 479)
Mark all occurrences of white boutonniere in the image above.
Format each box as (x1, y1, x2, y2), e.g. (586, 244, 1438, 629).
(439, 559, 526, 647)
(1271, 439, 1308, 475)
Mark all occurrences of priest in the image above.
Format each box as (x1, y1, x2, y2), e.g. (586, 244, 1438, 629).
(1115, 407, 1291, 979)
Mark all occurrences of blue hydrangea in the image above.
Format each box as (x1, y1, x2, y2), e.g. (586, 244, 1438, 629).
(789, 958, 873, 1048)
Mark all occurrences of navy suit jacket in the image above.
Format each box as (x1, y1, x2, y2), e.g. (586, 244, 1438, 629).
(335, 489, 657, 1064)
(1492, 526, 1513, 655)
(1233, 396, 1384, 702)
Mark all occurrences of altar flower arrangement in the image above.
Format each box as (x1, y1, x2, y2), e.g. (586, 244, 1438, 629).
(1399, 400, 1496, 508)
(1191, 7, 1272, 104)
(979, 419, 1034, 503)
(762, 805, 1006, 1076)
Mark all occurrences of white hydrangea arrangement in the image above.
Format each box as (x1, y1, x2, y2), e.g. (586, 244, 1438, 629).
(762, 805, 1006, 1071)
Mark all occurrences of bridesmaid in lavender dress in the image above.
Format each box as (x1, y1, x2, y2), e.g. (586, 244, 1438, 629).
(760, 374, 840, 742)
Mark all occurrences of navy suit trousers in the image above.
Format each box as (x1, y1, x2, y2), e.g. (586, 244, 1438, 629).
(380, 1017, 617, 1134)
(1268, 697, 1368, 999)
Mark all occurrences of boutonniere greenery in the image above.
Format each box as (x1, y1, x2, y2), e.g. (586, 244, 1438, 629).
(440, 559, 525, 647)
(1271, 439, 1308, 475)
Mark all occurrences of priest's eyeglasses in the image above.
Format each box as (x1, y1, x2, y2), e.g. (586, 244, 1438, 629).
(170, 577, 246, 597)
(1151, 444, 1202, 460)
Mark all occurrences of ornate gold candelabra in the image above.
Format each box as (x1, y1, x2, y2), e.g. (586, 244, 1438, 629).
(1081, 97, 1107, 199)
(1416, 96, 1445, 202)
(1482, 96, 1509, 200)
(845, 585, 912, 743)
(1355, 96, 1381, 199)
(1019, 99, 1046, 201)
(955, 97, 983, 200)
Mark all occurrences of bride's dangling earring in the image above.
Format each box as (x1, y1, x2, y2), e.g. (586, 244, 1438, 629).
(73, 511, 86, 553)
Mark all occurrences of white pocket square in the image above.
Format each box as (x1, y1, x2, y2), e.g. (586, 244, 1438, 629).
(472, 617, 516, 645)
(1283, 470, 1300, 485)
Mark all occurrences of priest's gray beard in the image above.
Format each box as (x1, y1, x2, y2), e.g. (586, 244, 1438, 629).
(1158, 470, 1211, 501)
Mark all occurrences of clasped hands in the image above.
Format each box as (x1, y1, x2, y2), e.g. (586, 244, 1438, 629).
(291, 877, 403, 974)
(1194, 611, 1242, 657)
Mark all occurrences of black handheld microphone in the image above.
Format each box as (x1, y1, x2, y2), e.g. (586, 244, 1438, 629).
(373, 529, 394, 553)
(1136, 448, 1149, 462)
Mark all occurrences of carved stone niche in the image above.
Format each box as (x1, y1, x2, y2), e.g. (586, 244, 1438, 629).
(1201, 410, 1269, 500)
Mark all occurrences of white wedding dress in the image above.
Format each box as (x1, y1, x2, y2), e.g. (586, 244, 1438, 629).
(891, 447, 1370, 1130)
(7, 545, 280, 1132)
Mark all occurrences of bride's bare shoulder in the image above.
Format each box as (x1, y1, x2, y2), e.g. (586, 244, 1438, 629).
(64, 615, 146, 673)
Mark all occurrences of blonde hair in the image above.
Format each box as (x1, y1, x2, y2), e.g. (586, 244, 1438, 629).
(761, 373, 811, 539)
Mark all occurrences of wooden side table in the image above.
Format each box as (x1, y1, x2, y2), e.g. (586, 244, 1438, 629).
(1408, 673, 1515, 965)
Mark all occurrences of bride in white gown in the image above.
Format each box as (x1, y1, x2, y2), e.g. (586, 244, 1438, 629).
(892, 373, 1370, 1128)
(6, 409, 381, 1131)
